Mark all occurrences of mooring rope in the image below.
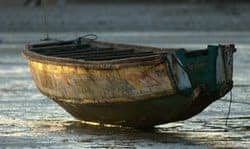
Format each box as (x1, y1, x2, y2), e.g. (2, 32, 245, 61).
(225, 90, 233, 127)
(221, 99, 250, 105)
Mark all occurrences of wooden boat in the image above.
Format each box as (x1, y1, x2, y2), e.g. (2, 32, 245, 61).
(23, 37, 236, 128)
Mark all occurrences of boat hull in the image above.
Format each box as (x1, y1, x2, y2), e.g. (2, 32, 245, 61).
(52, 85, 231, 128)
(23, 40, 236, 128)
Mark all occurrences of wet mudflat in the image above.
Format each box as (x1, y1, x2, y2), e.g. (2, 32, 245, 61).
(0, 32, 249, 148)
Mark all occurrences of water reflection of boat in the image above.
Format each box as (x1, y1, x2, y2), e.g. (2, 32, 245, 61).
(23, 37, 236, 128)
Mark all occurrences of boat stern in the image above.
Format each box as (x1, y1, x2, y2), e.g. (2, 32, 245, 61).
(216, 44, 236, 96)
(164, 44, 236, 121)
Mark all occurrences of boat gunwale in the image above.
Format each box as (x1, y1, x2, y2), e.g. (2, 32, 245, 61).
(23, 40, 178, 69)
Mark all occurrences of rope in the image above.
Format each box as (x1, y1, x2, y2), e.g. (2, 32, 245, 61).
(80, 34, 98, 41)
(74, 34, 98, 46)
(225, 90, 233, 127)
(221, 99, 250, 106)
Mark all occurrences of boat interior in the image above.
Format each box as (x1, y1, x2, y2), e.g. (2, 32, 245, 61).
(26, 37, 220, 67)
(27, 38, 179, 62)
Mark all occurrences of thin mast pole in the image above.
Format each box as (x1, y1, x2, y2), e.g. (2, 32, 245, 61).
(42, 0, 50, 40)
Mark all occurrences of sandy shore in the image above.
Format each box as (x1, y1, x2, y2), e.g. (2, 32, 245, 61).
(0, 3, 250, 32)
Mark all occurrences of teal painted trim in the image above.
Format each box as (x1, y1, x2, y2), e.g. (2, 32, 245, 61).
(207, 45, 218, 91)
(175, 46, 218, 92)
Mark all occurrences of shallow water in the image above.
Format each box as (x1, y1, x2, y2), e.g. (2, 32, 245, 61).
(0, 32, 249, 148)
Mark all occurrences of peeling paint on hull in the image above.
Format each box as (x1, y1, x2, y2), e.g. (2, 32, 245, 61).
(28, 60, 176, 104)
